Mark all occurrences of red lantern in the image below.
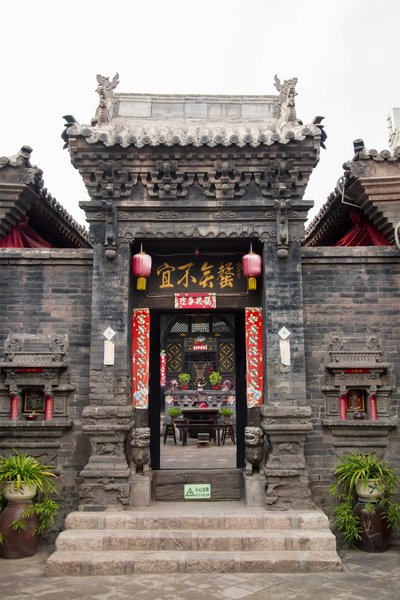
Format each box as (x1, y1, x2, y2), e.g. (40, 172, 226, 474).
(242, 244, 262, 291)
(132, 244, 152, 291)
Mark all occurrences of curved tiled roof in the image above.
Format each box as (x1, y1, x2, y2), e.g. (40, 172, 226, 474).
(63, 119, 322, 149)
(62, 84, 325, 150)
(304, 143, 400, 245)
(0, 146, 90, 246)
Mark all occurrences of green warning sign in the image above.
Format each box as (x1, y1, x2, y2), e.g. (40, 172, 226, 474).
(184, 483, 211, 500)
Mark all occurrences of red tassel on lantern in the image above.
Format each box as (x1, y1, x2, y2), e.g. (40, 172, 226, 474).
(132, 244, 152, 291)
(242, 244, 262, 291)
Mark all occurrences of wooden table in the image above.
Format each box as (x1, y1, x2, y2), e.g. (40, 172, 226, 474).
(175, 421, 226, 446)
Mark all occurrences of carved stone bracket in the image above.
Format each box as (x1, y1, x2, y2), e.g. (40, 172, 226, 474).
(274, 198, 291, 258)
(198, 161, 251, 199)
(140, 161, 194, 199)
(89, 161, 137, 200)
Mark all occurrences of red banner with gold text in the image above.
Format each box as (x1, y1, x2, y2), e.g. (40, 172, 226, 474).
(132, 308, 150, 408)
(245, 307, 263, 407)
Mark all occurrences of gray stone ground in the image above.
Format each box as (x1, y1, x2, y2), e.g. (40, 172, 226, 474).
(1, 540, 399, 600)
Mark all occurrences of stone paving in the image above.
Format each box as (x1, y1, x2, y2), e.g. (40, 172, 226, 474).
(1, 539, 399, 599)
(160, 431, 236, 469)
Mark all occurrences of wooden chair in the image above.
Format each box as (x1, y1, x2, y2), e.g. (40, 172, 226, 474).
(163, 421, 177, 445)
(221, 423, 235, 445)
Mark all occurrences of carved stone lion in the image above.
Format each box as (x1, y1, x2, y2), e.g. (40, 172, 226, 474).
(244, 426, 265, 476)
(130, 427, 151, 476)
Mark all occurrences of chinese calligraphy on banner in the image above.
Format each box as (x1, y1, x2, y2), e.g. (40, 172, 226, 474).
(245, 307, 263, 407)
(160, 350, 167, 387)
(175, 293, 216, 309)
(132, 308, 150, 408)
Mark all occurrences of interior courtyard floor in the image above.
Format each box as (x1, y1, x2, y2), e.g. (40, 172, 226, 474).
(160, 433, 236, 469)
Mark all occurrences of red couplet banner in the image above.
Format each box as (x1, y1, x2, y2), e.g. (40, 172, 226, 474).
(160, 351, 167, 387)
(245, 307, 263, 407)
(132, 308, 150, 408)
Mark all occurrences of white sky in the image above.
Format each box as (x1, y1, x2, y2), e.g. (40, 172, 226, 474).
(2, 0, 399, 227)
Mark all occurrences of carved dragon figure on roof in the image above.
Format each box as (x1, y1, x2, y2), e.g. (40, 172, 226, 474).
(273, 75, 299, 126)
(92, 73, 119, 126)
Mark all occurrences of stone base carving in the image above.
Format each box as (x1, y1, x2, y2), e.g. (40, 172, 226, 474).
(79, 405, 133, 507)
(261, 405, 315, 509)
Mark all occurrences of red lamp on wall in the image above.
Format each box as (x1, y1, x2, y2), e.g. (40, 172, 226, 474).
(242, 244, 262, 291)
(132, 244, 152, 291)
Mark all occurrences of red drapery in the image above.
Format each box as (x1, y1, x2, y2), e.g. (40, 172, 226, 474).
(0, 216, 51, 248)
(334, 210, 390, 247)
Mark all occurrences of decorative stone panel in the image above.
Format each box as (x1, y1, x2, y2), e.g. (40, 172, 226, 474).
(261, 405, 314, 509)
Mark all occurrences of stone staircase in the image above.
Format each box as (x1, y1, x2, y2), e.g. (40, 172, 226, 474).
(46, 504, 342, 576)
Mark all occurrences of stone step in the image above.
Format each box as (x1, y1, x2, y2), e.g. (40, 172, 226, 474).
(46, 549, 342, 576)
(48, 507, 341, 575)
(56, 528, 337, 552)
(65, 509, 331, 532)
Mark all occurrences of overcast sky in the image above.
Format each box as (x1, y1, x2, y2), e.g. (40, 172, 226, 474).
(2, 0, 399, 227)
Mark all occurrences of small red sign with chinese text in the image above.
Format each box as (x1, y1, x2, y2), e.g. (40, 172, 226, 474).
(175, 293, 216, 309)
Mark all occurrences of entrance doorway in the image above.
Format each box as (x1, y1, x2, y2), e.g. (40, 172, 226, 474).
(149, 310, 246, 471)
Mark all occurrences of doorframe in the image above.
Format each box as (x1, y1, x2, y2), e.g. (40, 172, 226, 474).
(149, 309, 246, 471)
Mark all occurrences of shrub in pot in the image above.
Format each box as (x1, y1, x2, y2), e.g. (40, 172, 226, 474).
(178, 373, 191, 389)
(0, 451, 59, 558)
(167, 407, 182, 421)
(329, 451, 400, 551)
(219, 407, 234, 423)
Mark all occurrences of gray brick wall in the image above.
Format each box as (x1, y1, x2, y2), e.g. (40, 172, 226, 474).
(302, 246, 400, 511)
(0, 249, 93, 523)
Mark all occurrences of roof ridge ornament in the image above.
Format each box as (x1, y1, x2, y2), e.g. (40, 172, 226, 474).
(91, 73, 119, 126)
(273, 75, 299, 127)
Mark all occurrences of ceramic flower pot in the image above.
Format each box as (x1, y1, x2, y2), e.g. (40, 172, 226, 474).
(355, 479, 384, 501)
(3, 481, 37, 502)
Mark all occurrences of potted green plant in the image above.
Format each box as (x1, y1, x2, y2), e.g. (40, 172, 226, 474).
(0, 451, 60, 558)
(209, 370, 222, 389)
(219, 407, 234, 423)
(178, 373, 191, 390)
(167, 407, 182, 421)
(329, 452, 400, 551)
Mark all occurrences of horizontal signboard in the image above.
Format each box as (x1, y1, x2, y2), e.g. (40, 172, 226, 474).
(147, 254, 246, 296)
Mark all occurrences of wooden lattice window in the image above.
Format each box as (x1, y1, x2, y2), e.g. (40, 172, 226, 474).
(218, 341, 235, 373)
(166, 342, 183, 373)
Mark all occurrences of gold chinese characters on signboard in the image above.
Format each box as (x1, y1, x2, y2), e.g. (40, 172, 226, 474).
(147, 255, 246, 296)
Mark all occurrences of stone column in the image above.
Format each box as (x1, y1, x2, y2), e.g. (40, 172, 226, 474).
(79, 232, 135, 507)
(261, 208, 314, 508)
